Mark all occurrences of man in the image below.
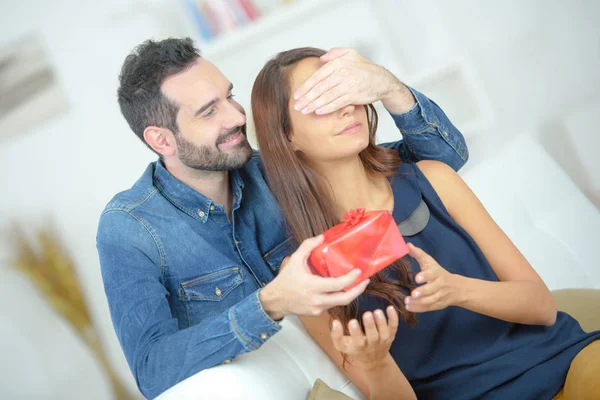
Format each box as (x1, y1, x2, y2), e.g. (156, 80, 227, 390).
(97, 37, 468, 399)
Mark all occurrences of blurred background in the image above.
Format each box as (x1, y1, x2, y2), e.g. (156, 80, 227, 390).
(0, 0, 598, 398)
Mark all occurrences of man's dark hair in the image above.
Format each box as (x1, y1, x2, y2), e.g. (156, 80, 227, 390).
(117, 37, 201, 154)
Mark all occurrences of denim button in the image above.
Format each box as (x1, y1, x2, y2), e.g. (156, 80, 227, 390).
(260, 332, 269, 340)
(222, 359, 231, 364)
(215, 287, 222, 297)
(210, 205, 215, 211)
(198, 210, 205, 218)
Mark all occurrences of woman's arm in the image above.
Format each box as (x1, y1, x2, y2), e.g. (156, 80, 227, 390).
(299, 308, 416, 400)
(409, 160, 557, 326)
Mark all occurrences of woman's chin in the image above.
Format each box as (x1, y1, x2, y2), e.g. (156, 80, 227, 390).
(316, 143, 370, 163)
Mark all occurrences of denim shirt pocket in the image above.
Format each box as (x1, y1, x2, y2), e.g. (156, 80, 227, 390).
(178, 267, 245, 326)
(263, 236, 295, 275)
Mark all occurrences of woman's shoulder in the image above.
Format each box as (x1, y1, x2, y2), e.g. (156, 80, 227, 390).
(414, 160, 462, 192)
(415, 159, 454, 175)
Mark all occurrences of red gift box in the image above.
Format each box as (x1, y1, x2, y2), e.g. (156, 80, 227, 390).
(309, 208, 409, 291)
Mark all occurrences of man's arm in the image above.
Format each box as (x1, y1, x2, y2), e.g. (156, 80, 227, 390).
(293, 48, 469, 171)
(97, 211, 280, 399)
(380, 85, 469, 171)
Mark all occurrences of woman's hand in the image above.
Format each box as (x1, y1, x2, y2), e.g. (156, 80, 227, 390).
(331, 306, 399, 371)
(405, 243, 465, 312)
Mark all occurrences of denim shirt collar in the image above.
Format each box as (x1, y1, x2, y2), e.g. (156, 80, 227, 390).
(152, 160, 245, 223)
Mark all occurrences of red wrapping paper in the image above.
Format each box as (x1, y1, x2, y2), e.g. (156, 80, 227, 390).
(309, 208, 409, 291)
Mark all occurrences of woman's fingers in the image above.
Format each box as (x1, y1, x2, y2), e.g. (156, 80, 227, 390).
(373, 309, 389, 341)
(363, 312, 380, 344)
(415, 268, 437, 284)
(411, 292, 442, 306)
(408, 243, 437, 272)
(412, 280, 440, 298)
(348, 319, 366, 347)
(330, 319, 348, 351)
(386, 306, 399, 335)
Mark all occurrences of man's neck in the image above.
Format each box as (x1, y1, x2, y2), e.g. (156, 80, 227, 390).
(313, 156, 391, 218)
(165, 160, 232, 215)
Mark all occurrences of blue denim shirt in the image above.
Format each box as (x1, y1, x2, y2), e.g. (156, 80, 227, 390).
(97, 88, 468, 399)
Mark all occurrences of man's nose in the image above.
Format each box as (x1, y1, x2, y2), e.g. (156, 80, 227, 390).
(223, 101, 246, 129)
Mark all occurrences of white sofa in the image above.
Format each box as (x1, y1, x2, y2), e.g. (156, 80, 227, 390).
(156, 135, 600, 400)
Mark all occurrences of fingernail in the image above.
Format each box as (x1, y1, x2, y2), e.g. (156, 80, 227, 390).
(350, 320, 359, 328)
(406, 305, 412, 311)
(375, 310, 383, 319)
(315, 108, 323, 115)
(417, 276, 424, 283)
(294, 92, 300, 100)
(294, 103, 301, 110)
(414, 291, 421, 298)
(331, 322, 337, 331)
(405, 297, 411, 304)
(301, 107, 309, 114)
(365, 313, 373, 321)
(354, 269, 362, 276)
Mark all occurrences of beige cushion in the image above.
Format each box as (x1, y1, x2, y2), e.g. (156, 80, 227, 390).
(552, 289, 600, 332)
(307, 379, 353, 400)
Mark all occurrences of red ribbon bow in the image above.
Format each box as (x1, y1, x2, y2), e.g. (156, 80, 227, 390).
(342, 208, 367, 227)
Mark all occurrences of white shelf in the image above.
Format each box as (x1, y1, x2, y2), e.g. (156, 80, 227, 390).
(182, 0, 345, 59)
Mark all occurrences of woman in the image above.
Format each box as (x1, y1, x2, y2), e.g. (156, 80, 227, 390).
(251, 48, 600, 399)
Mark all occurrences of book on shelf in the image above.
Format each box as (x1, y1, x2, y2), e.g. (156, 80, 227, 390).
(183, 0, 264, 42)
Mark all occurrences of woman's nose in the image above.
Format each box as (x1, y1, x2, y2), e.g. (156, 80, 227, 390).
(339, 103, 356, 117)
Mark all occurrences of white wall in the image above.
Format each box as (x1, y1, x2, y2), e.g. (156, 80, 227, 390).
(0, 0, 598, 398)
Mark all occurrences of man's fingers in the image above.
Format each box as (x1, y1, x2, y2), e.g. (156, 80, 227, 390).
(293, 235, 324, 264)
(320, 47, 350, 63)
(318, 278, 369, 308)
(279, 256, 291, 271)
(315, 94, 352, 115)
(293, 62, 336, 104)
(300, 83, 345, 115)
(314, 269, 363, 292)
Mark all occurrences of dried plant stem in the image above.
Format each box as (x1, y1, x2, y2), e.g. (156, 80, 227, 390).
(11, 225, 133, 400)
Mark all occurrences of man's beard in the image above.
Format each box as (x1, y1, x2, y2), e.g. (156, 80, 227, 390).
(175, 125, 252, 172)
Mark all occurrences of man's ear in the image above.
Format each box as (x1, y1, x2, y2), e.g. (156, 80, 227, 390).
(144, 126, 176, 157)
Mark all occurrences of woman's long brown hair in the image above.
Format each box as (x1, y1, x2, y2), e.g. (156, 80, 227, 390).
(251, 48, 417, 353)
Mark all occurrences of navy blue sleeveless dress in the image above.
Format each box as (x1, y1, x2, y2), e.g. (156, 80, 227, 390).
(357, 163, 600, 399)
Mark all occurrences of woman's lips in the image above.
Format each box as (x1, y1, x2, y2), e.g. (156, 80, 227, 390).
(336, 122, 363, 136)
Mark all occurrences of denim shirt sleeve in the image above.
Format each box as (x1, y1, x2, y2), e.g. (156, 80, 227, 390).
(380, 86, 469, 171)
(97, 210, 280, 399)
